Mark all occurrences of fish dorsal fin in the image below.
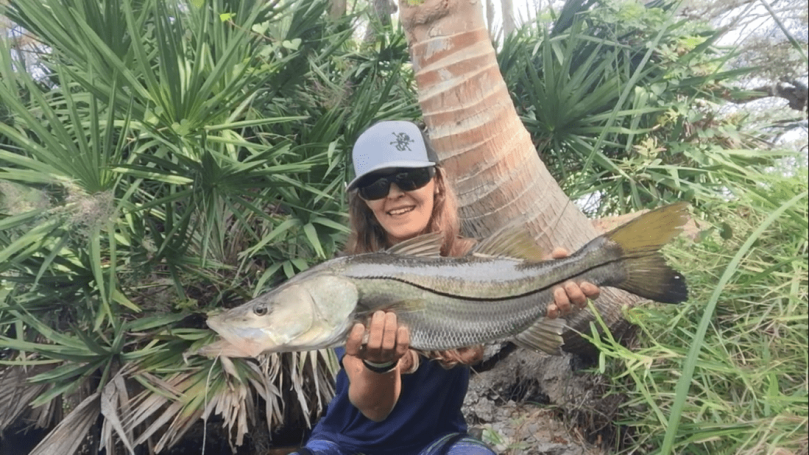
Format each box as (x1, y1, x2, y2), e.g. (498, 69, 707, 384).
(386, 232, 443, 258)
(471, 222, 544, 262)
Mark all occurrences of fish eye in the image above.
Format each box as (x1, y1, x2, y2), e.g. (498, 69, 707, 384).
(254, 304, 268, 316)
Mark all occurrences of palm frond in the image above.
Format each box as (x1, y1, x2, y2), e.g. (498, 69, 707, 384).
(0, 365, 59, 432)
(29, 391, 100, 455)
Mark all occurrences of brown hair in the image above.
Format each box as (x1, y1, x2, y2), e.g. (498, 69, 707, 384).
(344, 164, 482, 368)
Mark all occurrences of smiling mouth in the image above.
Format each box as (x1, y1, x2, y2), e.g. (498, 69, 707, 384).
(388, 206, 415, 216)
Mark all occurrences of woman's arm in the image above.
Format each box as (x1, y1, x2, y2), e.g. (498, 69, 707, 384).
(343, 311, 410, 422)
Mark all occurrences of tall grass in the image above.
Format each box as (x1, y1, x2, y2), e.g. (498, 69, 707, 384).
(589, 167, 808, 454)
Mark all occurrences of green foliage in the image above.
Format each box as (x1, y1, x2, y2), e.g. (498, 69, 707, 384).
(0, 0, 416, 451)
(499, 0, 793, 216)
(588, 167, 808, 454)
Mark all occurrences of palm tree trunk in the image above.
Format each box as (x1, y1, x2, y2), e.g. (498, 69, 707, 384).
(398, 0, 639, 354)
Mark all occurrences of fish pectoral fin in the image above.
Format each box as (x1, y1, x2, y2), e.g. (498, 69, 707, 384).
(385, 233, 443, 257)
(393, 299, 428, 313)
(511, 318, 566, 355)
(470, 221, 544, 262)
(358, 299, 428, 316)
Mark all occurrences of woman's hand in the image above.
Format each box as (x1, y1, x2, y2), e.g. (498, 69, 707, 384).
(343, 311, 411, 422)
(546, 247, 601, 319)
(345, 310, 410, 367)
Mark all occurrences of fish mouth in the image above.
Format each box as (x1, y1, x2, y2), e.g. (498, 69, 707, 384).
(209, 325, 281, 357)
(206, 314, 225, 331)
(205, 314, 282, 357)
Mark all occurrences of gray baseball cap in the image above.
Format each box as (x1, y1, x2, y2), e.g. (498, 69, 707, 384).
(347, 121, 437, 191)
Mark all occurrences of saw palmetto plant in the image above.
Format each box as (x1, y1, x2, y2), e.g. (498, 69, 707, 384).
(0, 0, 417, 452)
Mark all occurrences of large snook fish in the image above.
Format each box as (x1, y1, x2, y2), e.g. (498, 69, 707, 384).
(201, 203, 690, 358)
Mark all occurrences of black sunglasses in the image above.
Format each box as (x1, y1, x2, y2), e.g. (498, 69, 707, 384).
(356, 167, 435, 201)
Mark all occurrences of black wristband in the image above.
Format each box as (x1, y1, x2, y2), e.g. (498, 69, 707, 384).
(362, 359, 396, 374)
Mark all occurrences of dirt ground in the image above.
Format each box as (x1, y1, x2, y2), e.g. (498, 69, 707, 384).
(462, 348, 615, 455)
(467, 402, 606, 455)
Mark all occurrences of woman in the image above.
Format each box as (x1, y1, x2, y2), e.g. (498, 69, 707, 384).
(294, 121, 600, 455)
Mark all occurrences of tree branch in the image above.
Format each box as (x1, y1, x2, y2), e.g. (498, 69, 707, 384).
(734, 80, 809, 113)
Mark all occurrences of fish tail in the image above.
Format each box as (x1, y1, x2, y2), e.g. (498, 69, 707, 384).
(603, 203, 690, 304)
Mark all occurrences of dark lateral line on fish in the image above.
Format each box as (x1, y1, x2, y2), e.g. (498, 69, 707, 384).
(355, 258, 621, 303)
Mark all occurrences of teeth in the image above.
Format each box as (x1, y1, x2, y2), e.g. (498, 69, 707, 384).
(389, 207, 414, 216)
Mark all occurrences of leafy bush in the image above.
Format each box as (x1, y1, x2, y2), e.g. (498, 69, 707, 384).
(499, 0, 794, 216)
(589, 167, 808, 454)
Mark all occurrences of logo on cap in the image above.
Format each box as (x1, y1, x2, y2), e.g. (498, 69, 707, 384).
(390, 132, 415, 151)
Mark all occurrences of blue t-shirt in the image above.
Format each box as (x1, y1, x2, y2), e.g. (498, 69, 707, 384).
(308, 347, 469, 454)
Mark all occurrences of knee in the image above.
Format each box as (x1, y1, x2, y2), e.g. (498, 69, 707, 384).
(289, 440, 344, 455)
(458, 438, 497, 455)
(442, 435, 497, 455)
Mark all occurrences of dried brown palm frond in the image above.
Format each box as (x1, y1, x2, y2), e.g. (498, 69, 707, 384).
(0, 364, 60, 432)
(108, 361, 266, 452)
(121, 371, 196, 451)
(287, 350, 338, 424)
(28, 391, 100, 455)
(82, 349, 340, 453)
(99, 366, 137, 455)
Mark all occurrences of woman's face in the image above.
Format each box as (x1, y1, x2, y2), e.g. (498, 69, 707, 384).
(364, 177, 436, 244)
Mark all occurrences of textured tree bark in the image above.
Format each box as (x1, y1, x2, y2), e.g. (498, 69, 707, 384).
(398, 0, 640, 354)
